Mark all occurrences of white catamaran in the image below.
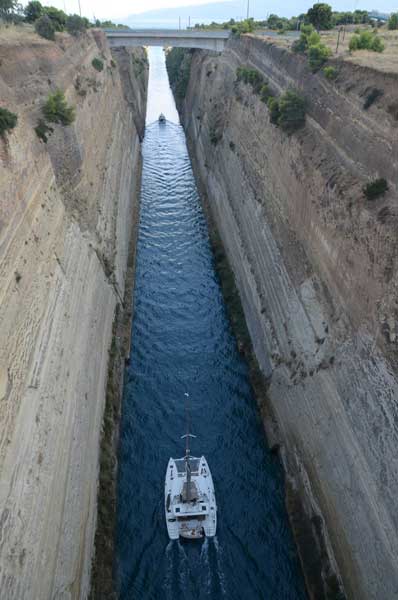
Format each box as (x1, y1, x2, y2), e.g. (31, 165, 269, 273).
(164, 398, 217, 540)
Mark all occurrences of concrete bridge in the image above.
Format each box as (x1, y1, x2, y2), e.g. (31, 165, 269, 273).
(105, 29, 230, 51)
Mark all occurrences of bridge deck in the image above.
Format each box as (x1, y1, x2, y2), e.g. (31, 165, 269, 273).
(105, 29, 230, 51)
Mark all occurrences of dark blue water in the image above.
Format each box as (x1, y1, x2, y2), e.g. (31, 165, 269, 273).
(115, 47, 307, 600)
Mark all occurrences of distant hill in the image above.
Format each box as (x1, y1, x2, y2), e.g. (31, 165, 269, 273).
(123, 0, 395, 28)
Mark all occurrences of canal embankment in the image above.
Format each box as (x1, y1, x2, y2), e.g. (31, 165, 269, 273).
(167, 37, 398, 600)
(0, 28, 147, 599)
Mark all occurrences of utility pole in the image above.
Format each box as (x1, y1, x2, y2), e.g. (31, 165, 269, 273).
(188, 15, 190, 28)
(77, 0, 81, 17)
(246, 0, 249, 19)
(179, 16, 181, 30)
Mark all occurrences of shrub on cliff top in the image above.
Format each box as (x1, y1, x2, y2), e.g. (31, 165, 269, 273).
(0, 0, 18, 22)
(92, 57, 104, 72)
(388, 12, 398, 30)
(292, 24, 315, 53)
(42, 90, 75, 126)
(231, 18, 254, 35)
(66, 14, 87, 36)
(292, 24, 331, 72)
(42, 6, 67, 31)
(24, 0, 43, 22)
(349, 30, 384, 53)
(363, 178, 388, 200)
(308, 42, 331, 72)
(35, 14, 56, 40)
(0, 107, 17, 137)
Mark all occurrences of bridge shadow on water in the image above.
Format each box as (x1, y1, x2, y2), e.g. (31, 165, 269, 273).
(115, 47, 307, 600)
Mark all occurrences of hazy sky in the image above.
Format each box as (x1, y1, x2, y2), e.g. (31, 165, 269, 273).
(38, 0, 394, 23)
(54, 0, 232, 20)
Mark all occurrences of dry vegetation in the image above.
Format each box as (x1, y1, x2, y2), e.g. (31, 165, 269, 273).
(256, 27, 398, 74)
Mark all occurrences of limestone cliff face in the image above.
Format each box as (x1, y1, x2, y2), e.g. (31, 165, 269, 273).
(0, 29, 147, 599)
(173, 38, 398, 600)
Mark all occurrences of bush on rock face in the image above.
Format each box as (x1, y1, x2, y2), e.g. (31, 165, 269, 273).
(0, 107, 17, 137)
(236, 66, 264, 93)
(323, 66, 337, 79)
(42, 90, 75, 125)
(267, 97, 281, 125)
(92, 57, 104, 72)
(363, 178, 388, 200)
(278, 90, 306, 132)
(34, 119, 53, 143)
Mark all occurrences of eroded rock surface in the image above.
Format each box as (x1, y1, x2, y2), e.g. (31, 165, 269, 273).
(0, 29, 147, 599)
(173, 37, 398, 600)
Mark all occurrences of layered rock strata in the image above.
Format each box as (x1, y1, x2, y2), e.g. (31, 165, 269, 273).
(172, 37, 398, 600)
(0, 28, 147, 599)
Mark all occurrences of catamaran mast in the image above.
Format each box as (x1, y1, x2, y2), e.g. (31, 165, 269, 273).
(181, 392, 196, 501)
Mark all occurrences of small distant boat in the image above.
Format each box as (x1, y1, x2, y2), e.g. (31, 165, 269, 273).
(158, 113, 166, 123)
(165, 396, 217, 540)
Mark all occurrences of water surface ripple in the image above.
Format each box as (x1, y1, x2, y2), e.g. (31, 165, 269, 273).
(116, 47, 307, 600)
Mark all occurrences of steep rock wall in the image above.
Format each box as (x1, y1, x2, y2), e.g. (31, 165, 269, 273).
(0, 29, 147, 599)
(174, 38, 398, 600)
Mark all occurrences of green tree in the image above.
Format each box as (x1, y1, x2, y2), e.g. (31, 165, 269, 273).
(307, 3, 333, 30)
(353, 9, 369, 24)
(388, 12, 398, 30)
(0, 0, 17, 21)
(24, 0, 42, 22)
(66, 14, 87, 36)
(35, 14, 56, 40)
(267, 14, 283, 29)
(42, 6, 67, 31)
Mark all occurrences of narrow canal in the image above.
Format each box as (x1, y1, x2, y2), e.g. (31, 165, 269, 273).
(115, 47, 307, 600)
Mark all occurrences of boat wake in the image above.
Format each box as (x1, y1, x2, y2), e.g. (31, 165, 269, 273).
(162, 541, 174, 599)
(162, 537, 227, 599)
(213, 537, 227, 596)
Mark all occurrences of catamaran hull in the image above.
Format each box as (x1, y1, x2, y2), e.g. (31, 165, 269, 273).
(164, 455, 217, 540)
